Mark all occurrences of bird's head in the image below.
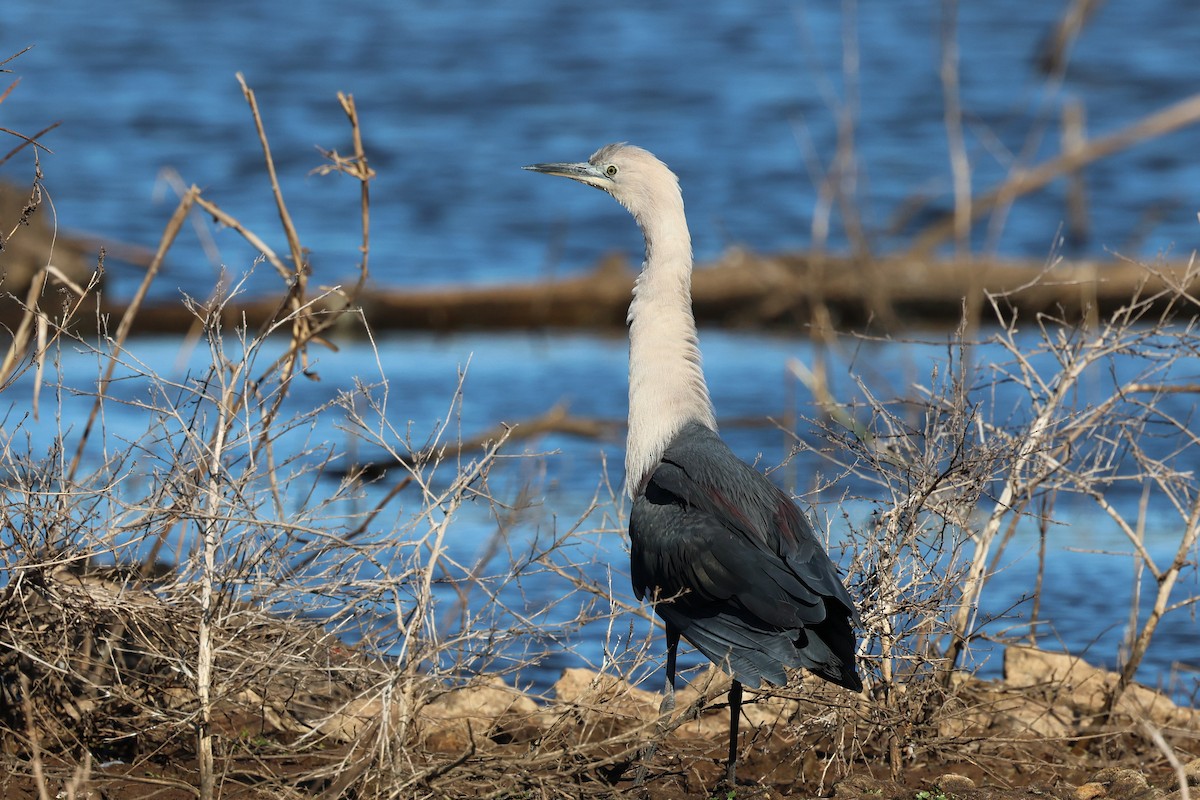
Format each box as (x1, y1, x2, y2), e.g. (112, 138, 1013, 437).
(524, 143, 683, 228)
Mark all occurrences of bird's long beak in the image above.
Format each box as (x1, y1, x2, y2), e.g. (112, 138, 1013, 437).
(522, 160, 611, 190)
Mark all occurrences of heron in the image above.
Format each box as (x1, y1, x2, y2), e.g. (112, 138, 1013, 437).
(524, 143, 861, 788)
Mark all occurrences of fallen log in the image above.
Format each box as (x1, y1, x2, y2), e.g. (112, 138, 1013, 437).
(11, 248, 1200, 338)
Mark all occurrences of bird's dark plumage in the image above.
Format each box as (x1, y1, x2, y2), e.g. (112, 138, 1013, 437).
(630, 421, 861, 693)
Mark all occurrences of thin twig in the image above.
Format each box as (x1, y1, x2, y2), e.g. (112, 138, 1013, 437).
(910, 92, 1200, 253)
(66, 187, 198, 484)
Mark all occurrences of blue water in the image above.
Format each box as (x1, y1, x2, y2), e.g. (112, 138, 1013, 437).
(2, 2, 1198, 699)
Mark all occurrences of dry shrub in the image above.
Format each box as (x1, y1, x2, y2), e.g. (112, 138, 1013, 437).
(0, 70, 640, 800)
(803, 258, 1200, 781)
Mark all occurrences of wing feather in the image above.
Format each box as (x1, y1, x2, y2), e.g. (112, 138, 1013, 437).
(630, 422, 860, 690)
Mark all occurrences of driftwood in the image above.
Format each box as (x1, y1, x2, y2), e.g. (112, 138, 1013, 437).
(2, 239, 1196, 341)
(110, 249, 1200, 336)
(334, 402, 625, 480)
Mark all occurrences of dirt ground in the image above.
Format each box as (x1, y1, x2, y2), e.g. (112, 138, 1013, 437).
(2, 673, 1196, 800)
(0, 730, 1195, 800)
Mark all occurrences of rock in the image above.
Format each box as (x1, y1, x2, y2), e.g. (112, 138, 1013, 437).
(832, 774, 899, 800)
(1165, 757, 1200, 793)
(551, 667, 659, 712)
(314, 696, 393, 743)
(549, 667, 660, 741)
(937, 773, 977, 793)
(742, 689, 802, 730)
(1077, 768, 1158, 800)
(420, 677, 540, 752)
(548, 666, 802, 743)
(316, 677, 540, 751)
(230, 688, 307, 735)
(992, 691, 1074, 739)
(1006, 646, 1108, 702)
(1184, 757, 1200, 786)
(662, 670, 729, 740)
(1004, 645, 1195, 728)
(936, 684, 1072, 740)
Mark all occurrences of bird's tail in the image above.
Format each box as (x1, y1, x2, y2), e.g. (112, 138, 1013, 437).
(810, 659, 863, 693)
(800, 617, 862, 692)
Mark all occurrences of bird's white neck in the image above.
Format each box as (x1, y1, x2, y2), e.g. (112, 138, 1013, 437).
(624, 206, 716, 497)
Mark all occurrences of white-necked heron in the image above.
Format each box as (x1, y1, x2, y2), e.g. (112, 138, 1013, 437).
(524, 143, 861, 789)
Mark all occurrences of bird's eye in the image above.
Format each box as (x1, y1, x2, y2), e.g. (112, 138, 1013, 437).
(605, 164, 618, 177)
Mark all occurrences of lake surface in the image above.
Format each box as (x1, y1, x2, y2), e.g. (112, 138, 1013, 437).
(1, 2, 1198, 698)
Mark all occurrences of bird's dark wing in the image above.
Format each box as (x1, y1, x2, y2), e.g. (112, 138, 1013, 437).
(630, 421, 860, 691)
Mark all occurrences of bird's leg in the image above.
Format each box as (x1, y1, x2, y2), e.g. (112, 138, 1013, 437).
(724, 679, 744, 788)
(633, 626, 680, 787)
(660, 626, 679, 714)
